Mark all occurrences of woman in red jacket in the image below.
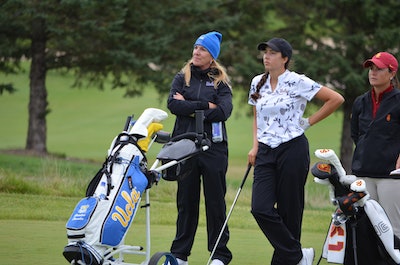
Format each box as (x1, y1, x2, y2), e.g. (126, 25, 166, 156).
(351, 51, 400, 239)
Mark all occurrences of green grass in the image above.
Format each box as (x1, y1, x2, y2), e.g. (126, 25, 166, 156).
(0, 66, 342, 264)
(0, 219, 333, 265)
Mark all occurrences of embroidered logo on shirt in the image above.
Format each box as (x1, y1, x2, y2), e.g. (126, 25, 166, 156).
(387, 114, 391, 122)
(206, 81, 214, 87)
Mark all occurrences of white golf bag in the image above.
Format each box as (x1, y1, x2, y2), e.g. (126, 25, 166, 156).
(63, 108, 211, 265)
(312, 149, 400, 265)
(63, 108, 169, 265)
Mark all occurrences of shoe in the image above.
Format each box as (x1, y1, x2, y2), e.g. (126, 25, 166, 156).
(167, 258, 188, 265)
(210, 259, 224, 265)
(298, 248, 314, 265)
(175, 258, 188, 265)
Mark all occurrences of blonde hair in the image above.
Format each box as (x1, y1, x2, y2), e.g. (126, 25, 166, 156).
(181, 59, 231, 89)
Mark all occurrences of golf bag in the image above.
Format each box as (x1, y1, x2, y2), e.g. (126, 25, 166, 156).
(63, 108, 212, 265)
(312, 149, 400, 265)
(63, 108, 168, 265)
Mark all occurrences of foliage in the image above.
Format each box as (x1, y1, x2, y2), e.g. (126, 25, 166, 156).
(265, 0, 400, 170)
(0, 0, 264, 93)
(270, 0, 400, 97)
(0, 0, 273, 153)
(0, 153, 99, 196)
(0, 83, 16, 94)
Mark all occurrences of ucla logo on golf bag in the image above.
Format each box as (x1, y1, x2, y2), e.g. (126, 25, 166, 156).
(100, 156, 148, 246)
(111, 188, 141, 227)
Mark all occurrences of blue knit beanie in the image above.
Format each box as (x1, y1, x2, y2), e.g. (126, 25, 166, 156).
(194, 31, 222, 59)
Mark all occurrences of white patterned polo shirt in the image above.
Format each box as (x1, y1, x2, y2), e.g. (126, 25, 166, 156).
(248, 70, 322, 148)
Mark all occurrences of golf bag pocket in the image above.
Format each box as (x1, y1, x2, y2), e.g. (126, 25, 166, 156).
(66, 197, 98, 240)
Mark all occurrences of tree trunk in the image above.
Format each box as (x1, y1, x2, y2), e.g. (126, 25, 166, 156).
(26, 17, 48, 154)
(340, 95, 355, 174)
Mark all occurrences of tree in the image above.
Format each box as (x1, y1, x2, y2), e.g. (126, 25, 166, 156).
(1, 0, 133, 154)
(264, 0, 400, 171)
(0, 0, 267, 155)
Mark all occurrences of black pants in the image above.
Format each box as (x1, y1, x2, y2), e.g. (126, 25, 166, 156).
(170, 142, 232, 264)
(251, 135, 309, 265)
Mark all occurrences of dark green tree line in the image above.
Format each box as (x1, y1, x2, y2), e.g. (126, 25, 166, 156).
(0, 0, 268, 154)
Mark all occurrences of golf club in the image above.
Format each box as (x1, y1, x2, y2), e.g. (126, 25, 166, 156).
(206, 163, 252, 265)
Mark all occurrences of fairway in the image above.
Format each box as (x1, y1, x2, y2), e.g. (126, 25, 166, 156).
(0, 218, 333, 265)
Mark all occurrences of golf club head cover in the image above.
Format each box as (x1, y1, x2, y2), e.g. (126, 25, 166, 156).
(311, 161, 337, 180)
(311, 162, 351, 197)
(336, 191, 367, 216)
(129, 108, 168, 139)
(137, 122, 164, 152)
(315, 149, 346, 174)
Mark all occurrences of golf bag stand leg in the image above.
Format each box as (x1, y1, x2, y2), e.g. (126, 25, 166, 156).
(350, 220, 358, 265)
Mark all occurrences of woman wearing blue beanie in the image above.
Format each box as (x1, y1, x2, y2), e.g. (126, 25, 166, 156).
(167, 31, 233, 265)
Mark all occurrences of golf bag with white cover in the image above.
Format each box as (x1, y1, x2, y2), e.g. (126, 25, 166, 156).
(312, 149, 400, 265)
(63, 108, 168, 265)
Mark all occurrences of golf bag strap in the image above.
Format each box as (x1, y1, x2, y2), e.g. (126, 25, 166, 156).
(104, 133, 148, 194)
(86, 163, 107, 197)
(85, 133, 147, 197)
(116, 132, 147, 159)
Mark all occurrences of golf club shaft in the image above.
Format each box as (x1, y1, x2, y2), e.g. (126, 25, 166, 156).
(206, 164, 252, 265)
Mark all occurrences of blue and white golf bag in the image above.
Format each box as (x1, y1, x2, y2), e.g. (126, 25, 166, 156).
(63, 108, 168, 265)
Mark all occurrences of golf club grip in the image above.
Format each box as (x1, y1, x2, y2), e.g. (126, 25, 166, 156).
(240, 163, 252, 188)
(123, 116, 132, 131)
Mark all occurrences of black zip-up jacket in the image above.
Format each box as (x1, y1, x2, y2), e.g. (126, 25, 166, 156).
(167, 65, 233, 142)
(351, 87, 400, 178)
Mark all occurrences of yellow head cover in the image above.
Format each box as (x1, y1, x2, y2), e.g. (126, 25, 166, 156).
(137, 122, 164, 152)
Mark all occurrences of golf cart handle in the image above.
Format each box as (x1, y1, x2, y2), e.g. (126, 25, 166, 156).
(195, 110, 204, 135)
(169, 110, 207, 144)
(154, 131, 171, 144)
(170, 132, 200, 142)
